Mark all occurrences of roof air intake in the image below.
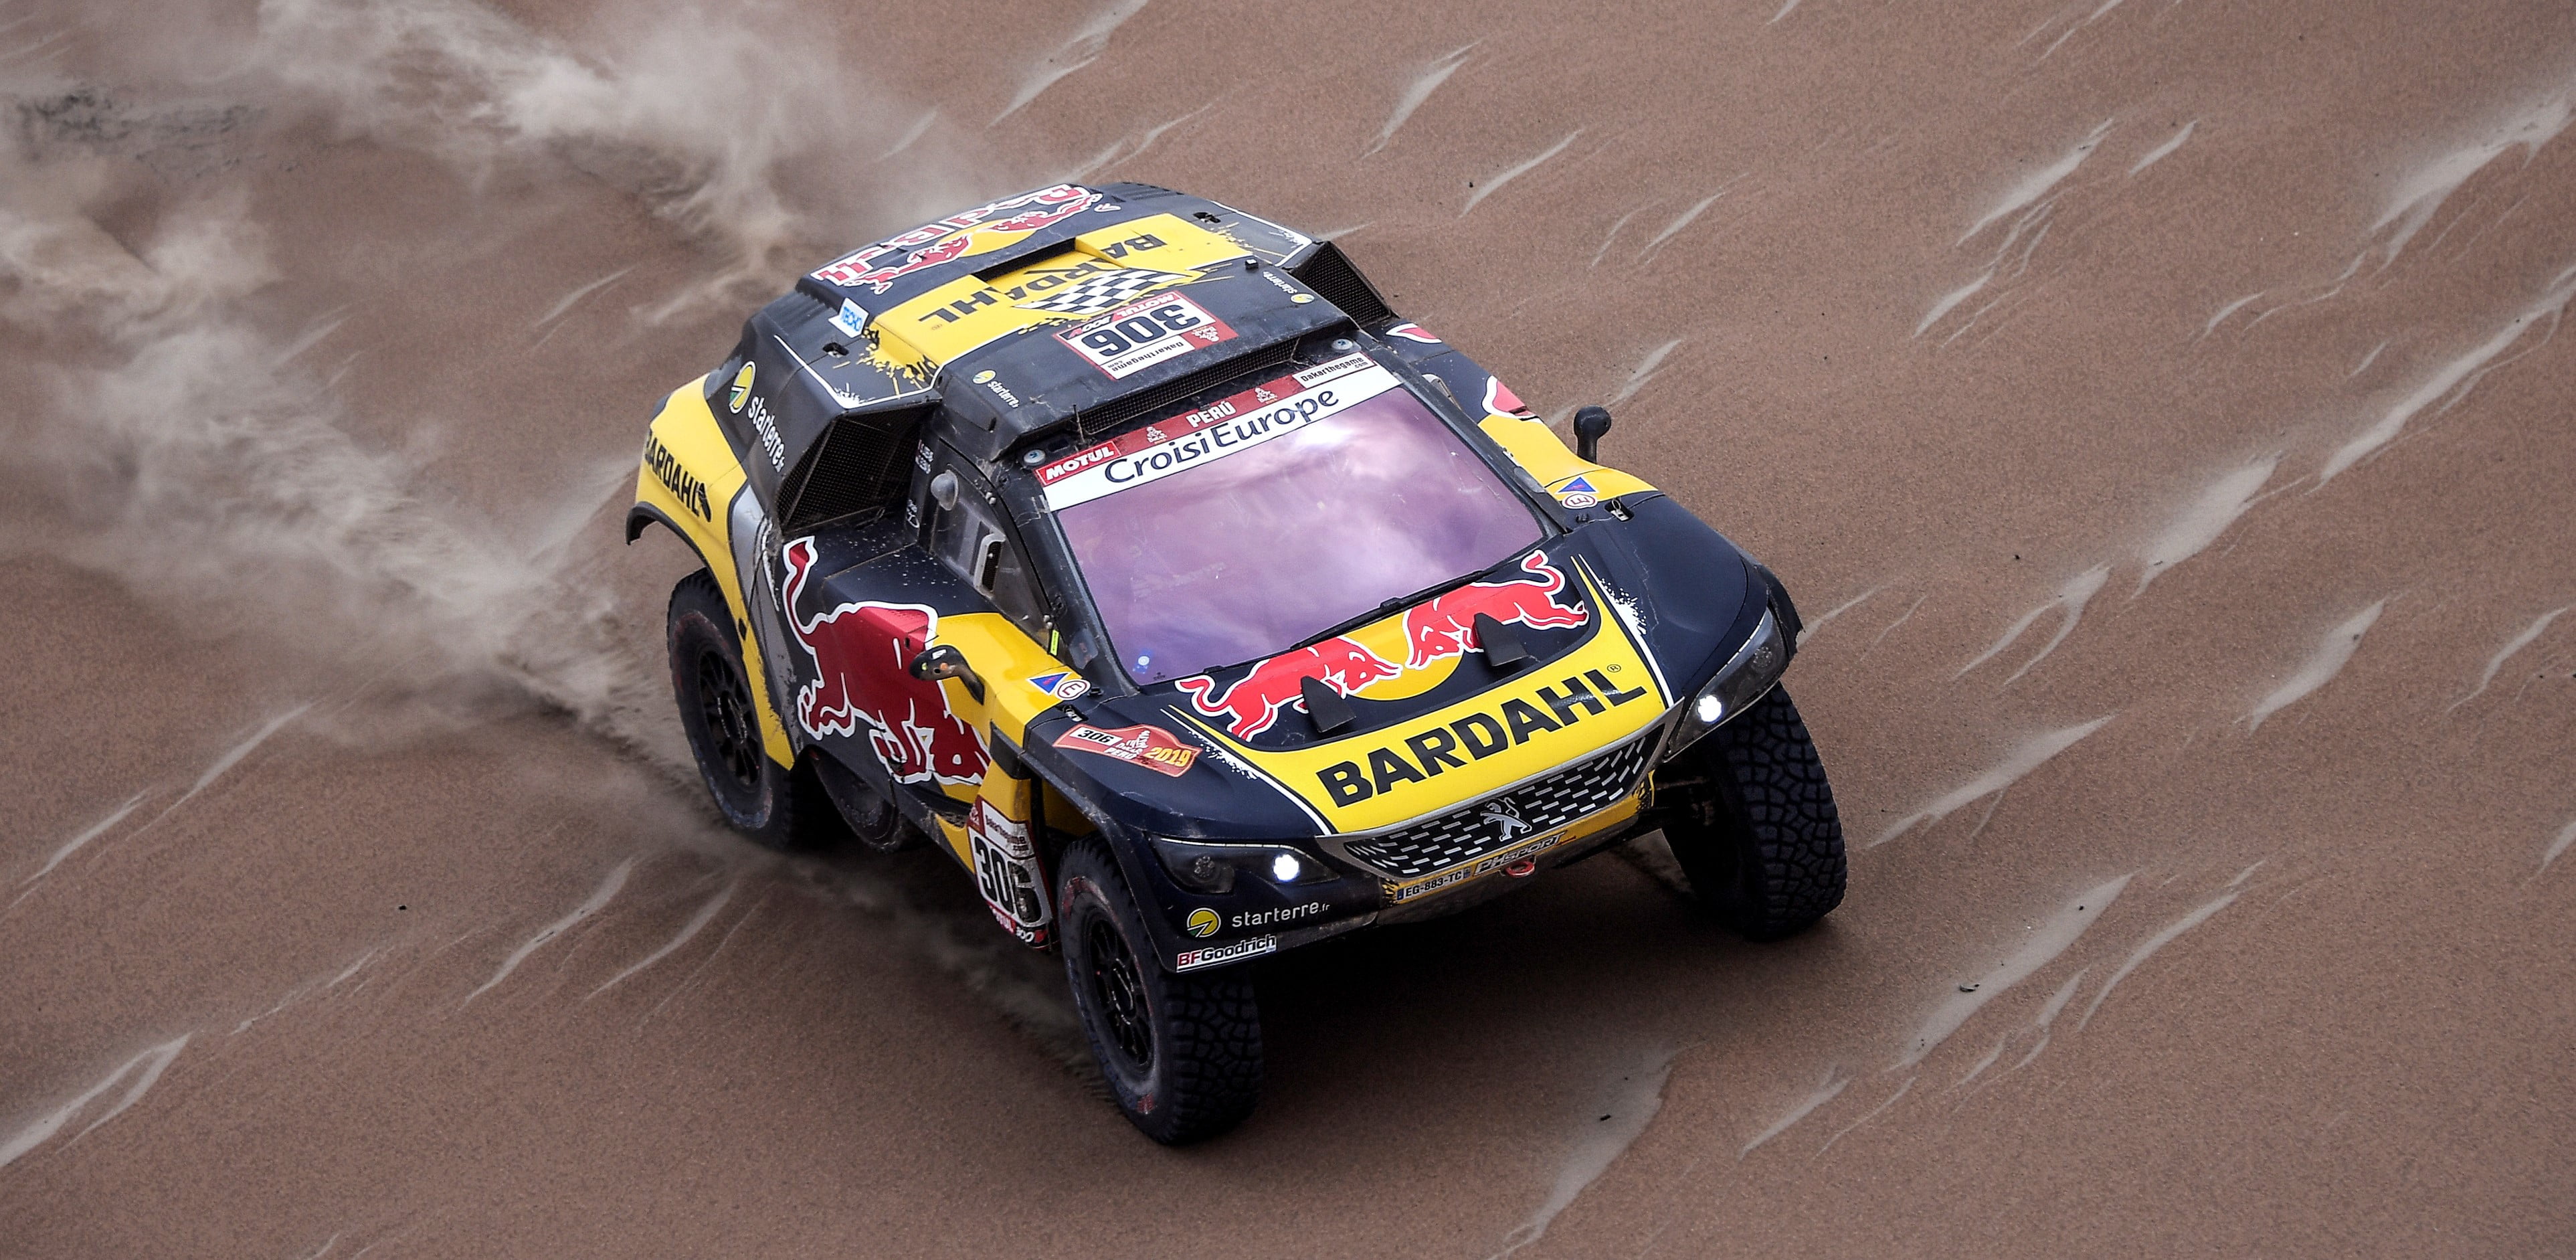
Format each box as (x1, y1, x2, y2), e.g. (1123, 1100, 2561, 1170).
(1290, 241, 1394, 329)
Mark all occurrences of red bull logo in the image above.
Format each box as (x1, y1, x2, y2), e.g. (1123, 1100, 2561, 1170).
(838, 234, 975, 294)
(1175, 554, 1591, 739)
(1174, 639, 1402, 739)
(1403, 552, 1588, 668)
(810, 185, 1102, 293)
(781, 537, 988, 786)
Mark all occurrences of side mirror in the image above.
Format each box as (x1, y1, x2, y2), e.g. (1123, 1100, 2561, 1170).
(908, 644, 985, 703)
(1572, 406, 1613, 463)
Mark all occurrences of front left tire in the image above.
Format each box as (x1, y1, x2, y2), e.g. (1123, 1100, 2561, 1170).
(1056, 840, 1262, 1144)
(1655, 685, 1847, 940)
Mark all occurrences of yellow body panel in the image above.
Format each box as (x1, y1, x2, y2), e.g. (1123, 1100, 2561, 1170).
(878, 214, 1255, 367)
(925, 610, 1088, 866)
(1477, 414, 1658, 502)
(1206, 570, 1668, 833)
(633, 383, 796, 766)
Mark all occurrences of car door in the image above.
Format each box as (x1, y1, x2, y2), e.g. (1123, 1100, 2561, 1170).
(925, 450, 1072, 946)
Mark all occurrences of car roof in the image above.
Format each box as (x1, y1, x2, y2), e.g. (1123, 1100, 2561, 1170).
(711, 183, 1396, 533)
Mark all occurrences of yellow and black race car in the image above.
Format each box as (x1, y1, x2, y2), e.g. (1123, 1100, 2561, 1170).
(627, 183, 1845, 1143)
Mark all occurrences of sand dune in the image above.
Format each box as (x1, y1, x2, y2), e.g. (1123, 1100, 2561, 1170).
(4, 1, 2572, 1255)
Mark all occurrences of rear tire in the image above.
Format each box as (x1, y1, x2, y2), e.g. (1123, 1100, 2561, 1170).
(1658, 685, 1846, 940)
(1057, 842, 1261, 1144)
(811, 751, 927, 854)
(668, 569, 841, 852)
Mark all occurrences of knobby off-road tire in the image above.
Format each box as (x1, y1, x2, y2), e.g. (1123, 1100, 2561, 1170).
(668, 569, 842, 852)
(1661, 685, 1847, 940)
(1056, 842, 1261, 1144)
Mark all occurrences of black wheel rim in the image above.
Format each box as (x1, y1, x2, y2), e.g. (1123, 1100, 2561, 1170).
(1087, 917, 1155, 1073)
(696, 650, 761, 792)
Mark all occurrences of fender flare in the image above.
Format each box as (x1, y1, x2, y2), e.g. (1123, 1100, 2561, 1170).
(626, 501, 686, 546)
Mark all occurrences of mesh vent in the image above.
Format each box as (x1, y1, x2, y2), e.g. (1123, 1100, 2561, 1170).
(1290, 242, 1393, 329)
(779, 408, 925, 534)
(1342, 735, 1656, 880)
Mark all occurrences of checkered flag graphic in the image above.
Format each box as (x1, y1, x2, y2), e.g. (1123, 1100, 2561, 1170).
(1013, 269, 1194, 316)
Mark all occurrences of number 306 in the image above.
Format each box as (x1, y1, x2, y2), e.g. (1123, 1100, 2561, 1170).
(1080, 302, 1201, 356)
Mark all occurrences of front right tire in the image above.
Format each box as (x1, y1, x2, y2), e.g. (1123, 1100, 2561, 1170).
(1056, 841, 1262, 1144)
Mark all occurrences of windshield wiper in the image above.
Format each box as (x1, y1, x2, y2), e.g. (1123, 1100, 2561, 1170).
(1285, 571, 1479, 654)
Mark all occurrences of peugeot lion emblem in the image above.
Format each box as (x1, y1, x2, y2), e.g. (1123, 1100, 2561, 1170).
(1482, 800, 1532, 842)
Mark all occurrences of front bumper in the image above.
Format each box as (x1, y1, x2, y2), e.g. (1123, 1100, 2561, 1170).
(1133, 727, 1667, 971)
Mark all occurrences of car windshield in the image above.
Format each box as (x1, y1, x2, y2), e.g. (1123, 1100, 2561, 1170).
(1040, 355, 1544, 685)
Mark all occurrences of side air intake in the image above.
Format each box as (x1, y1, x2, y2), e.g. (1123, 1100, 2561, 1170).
(779, 406, 928, 533)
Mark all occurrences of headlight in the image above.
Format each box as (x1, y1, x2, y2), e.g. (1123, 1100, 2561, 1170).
(1665, 608, 1787, 757)
(1149, 837, 1318, 894)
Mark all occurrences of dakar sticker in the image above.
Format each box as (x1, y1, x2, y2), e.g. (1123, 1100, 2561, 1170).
(1055, 292, 1236, 379)
(1036, 355, 1394, 511)
(968, 799, 1051, 947)
(1054, 723, 1199, 777)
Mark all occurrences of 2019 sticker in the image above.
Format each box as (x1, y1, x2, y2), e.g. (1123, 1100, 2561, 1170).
(1053, 723, 1199, 777)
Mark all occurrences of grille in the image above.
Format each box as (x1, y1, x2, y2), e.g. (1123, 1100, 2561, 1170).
(1290, 242, 1393, 329)
(779, 407, 925, 534)
(1343, 735, 1656, 880)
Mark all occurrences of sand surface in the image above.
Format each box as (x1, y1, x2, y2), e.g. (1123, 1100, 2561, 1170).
(4, 1, 2573, 1255)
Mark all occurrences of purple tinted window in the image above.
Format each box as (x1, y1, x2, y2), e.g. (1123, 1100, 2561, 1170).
(1055, 385, 1544, 684)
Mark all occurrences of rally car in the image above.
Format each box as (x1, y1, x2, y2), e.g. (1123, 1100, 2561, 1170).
(626, 183, 1847, 1143)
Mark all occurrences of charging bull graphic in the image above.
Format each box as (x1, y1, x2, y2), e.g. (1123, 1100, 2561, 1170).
(1176, 638, 1402, 740)
(810, 185, 1102, 293)
(781, 537, 988, 786)
(1402, 552, 1589, 668)
(1177, 554, 1591, 739)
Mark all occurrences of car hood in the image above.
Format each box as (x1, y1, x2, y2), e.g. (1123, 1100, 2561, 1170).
(1022, 512, 1758, 842)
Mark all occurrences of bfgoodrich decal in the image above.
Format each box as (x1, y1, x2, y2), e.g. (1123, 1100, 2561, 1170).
(1174, 935, 1276, 971)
